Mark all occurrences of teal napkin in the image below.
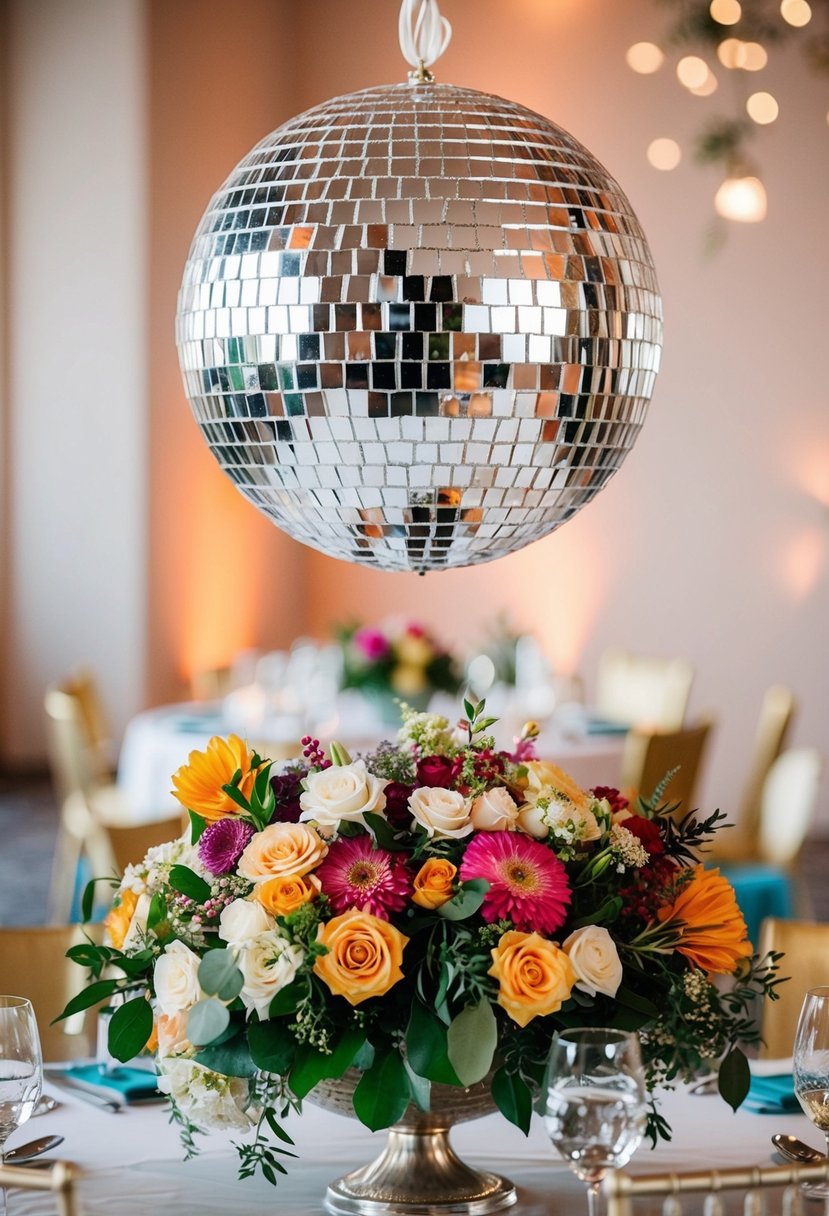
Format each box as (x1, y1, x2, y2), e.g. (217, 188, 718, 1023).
(744, 1073, 800, 1114)
(62, 1064, 160, 1103)
(584, 716, 629, 736)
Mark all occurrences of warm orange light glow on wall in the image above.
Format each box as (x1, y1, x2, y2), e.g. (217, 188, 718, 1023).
(792, 447, 829, 508)
(780, 526, 824, 601)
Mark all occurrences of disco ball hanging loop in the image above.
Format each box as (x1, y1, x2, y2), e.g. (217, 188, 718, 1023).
(176, 0, 662, 573)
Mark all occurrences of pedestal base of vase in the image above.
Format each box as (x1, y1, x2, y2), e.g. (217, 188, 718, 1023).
(323, 1124, 517, 1216)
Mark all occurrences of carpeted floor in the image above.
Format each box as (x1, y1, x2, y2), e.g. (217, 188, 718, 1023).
(1, 777, 828, 927)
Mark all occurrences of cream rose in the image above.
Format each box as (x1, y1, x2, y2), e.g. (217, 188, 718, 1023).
(470, 787, 519, 832)
(153, 939, 203, 1017)
(238, 821, 328, 882)
(517, 797, 600, 844)
(218, 898, 275, 946)
(237, 930, 305, 1019)
(299, 760, 387, 836)
(563, 925, 623, 998)
(409, 786, 472, 840)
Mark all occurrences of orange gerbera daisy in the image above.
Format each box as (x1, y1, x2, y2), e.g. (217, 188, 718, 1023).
(656, 865, 752, 975)
(171, 734, 258, 822)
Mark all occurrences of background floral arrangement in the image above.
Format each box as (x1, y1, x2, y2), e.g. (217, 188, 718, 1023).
(336, 619, 461, 707)
(61, 699, 780, 1185)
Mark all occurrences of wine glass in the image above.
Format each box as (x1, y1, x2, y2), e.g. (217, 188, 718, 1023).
(0, 997, 43, 1215)
(543, 1027, 647, 1216)
(793, 986, 829, 1197)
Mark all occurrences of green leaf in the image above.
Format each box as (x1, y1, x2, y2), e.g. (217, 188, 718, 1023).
(198, 949, 244, 1002)
(248, 1020, 297, 1076)
(189, 811, 207, 844)
(615, 986, 660, 1018)
(447, 1000, 497, 1086)
(352, 1050, 410, 1130)
(492, 1066, 533, 1135)
(572, 895, 623, 928)
(463, 697, 475, 721)
(437, 878, 489, 921)
(81, 879, 97, 924)
(220, 782, 251, 812)
(289, 1028, 365, 1099)
(187, 997, 230, 1046)
(405, 1000, 461, 1085)
(53, 979, 120, 1023)
(195, 1031, 257, 1078)
(169, 865, 212, 904)
(147, 892, 167, 933)
(718, 1046, 750, 1112)
(108, 995, 154, 1062)
(268, 976, 309, 1018)
(363, 812, 408, 852)
(403, 1059, 431, 1112)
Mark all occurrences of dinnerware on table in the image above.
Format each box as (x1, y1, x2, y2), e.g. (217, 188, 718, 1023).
(793, 986, 829, 1196)
(771, 1133, 825, 1164)
(0, 996, 43, 1215)
(543, 1028, 647, 1216)
(4, 1135, 65, 1165)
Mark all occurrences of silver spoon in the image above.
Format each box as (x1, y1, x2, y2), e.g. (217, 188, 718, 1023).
(3, 1135, 65, 1165)
(772, 1133, 825, 1163)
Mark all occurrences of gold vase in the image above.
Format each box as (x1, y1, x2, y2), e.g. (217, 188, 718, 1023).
(311, 1070, 517, 1216)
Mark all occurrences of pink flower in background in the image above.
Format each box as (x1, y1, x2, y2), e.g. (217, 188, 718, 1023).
(354, 627, 391, 661)
(315, 835, 411, 920)
(459, 831, 571, 934)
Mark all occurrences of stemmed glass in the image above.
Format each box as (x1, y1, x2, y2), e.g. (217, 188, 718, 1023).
(793, 986, 829, 1198)
(0, 997, 43, 1215)
(543, 1028, 647, 1216)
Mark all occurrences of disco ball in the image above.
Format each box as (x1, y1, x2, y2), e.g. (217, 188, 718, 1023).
(176, 82, 662, 573)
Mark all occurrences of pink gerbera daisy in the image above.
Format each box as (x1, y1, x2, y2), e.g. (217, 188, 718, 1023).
(315, 836, 411, 920)
(459, 831, 571, 934)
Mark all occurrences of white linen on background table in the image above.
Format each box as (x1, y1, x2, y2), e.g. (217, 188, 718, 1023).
(3, 1078, 814, 1216)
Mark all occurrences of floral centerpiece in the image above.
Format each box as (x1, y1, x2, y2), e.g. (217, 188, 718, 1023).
(336, 619, 461, 715)
(61, 699, 779, 1188)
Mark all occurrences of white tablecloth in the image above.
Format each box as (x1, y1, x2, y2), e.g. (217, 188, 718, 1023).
(117, 702, 626, 823)
(4, 1079, 814, 1215)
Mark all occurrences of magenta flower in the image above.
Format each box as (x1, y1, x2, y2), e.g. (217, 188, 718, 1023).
(354, 627, 391, 661)
(315, 835, 411, 920)
(459, 831, 571, 934)
(198, 817, 254, 875)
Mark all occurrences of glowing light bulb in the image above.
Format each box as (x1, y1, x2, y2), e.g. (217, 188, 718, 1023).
(742, 42, 768, 70)
(781, 0, 812, 26)
(647, 138, 682, 170)
(717, 38, 746, 68)
(710, 0, 742, 23)
(626, 42, 664, 73)
(714, 174, 768, 222)
(677, 55, 711, 89)
(747, 92, 779, 124)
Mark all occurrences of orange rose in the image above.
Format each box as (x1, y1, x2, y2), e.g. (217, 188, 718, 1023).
(489, 930, 575, 1027)
(656, 865, 752, 975)
(171, 735, 259, 822)
(314, 909, 408, 1006)
(105, 888, 138, 949)
(254, 873, 320, 916)
(412, 859, 457, 910)
(238, 822, 328, 882)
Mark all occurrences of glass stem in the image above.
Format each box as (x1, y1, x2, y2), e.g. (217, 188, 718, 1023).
(0, 1140, 7, 1216)
(587, 1179, 602, 1216)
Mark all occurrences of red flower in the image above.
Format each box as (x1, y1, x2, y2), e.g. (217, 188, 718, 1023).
(592, 786, 628, 815)
(384, 782, 415, 828)
(624, 814, 665, 855)
(459, 831, 571, 935)
(416, 755, 455, 788)
(315, 836, 411, 920)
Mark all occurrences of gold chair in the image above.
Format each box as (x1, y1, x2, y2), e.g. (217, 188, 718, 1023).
(619, 720, 713, 811)
(757, 917, 829, 1059)
(756, 747, 822, 869)
(605, 1160, 829, 1216)
(712, 685, 796, 863)
(596, 648, 694, 732)
(0, 1160, 79, 1216)
(61, 666, 116, 780)
(0, 925, 102, 1061)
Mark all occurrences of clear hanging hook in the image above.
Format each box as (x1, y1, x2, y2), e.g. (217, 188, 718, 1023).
(398, 0, 452, 82)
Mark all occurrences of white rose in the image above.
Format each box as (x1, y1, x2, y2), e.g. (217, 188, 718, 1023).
(516, 803, 550, 839)
(470, 787, 519, 832)
(237, 930, 305, 1019)
(299, 759, 387, 836)
(563, 926, 623, 998)
(156, 1058, 254, 1131)
(218, 898, 275, 946)
(517, 797, 600, 844)
(409, 787, 472, 840)
(153, 939, 203, 1017)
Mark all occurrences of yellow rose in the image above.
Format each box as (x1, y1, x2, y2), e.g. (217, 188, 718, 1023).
(105, 888, 138, 950)
(171, 735, 258, 822)
(523, 760, 592, 812)
(254, 873, 320, 916)
(395, 634, 434, 667)
(391, 663, 428, 696)
(238, 822, 328, 883)
(489, 930, 575, 1027)
(314, 909, 408, 1005)
(412, 859, 457, 910)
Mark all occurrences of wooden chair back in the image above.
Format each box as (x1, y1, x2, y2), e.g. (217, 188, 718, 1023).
(757, 747, 822, 866)
(758, 917, 829, 1058)
(620, 720, 713, 812)
(737, 685, 796, 852)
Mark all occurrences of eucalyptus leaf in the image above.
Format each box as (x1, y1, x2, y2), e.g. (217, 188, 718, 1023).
(437, 878, 489, 922)
(187, 998, 230, 1047)
(352, 1051, 410, 1131)
(198, 949, 244, 1002)
(403, 1059, 432, 1112)
(108, 996, 154, 1062)
(447, 1000, 497, 1086)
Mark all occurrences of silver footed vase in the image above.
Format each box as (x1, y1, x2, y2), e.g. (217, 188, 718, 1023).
(311, 1071, 517, 1216)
